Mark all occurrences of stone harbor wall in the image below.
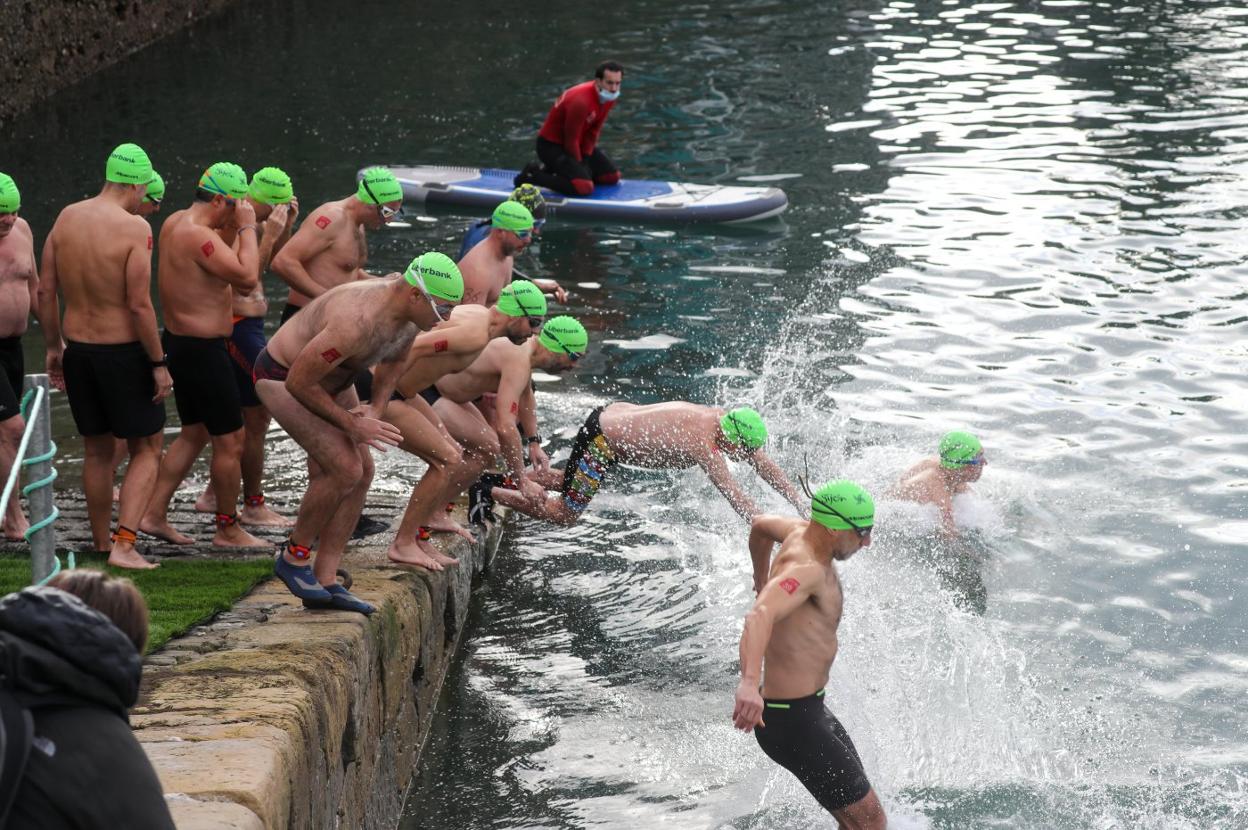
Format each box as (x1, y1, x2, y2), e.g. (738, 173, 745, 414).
(134, 523, 504, 830)
(0, 0, 239, 126)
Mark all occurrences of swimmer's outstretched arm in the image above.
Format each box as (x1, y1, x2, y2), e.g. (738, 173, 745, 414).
(748, 515, 806, 594)
(746, 451, 806, 514)
(701, 451, 760, 522)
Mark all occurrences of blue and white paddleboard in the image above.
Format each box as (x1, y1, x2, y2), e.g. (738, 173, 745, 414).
(381, 165, 788, 225)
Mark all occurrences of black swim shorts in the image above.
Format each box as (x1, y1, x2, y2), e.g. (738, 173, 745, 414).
(227, 316, 266, 408)
(63, 340, 165, 438)
(559, 405, 616, 514)
(754, 690, 872, 814)
(0, 336, 24, 423)
(164, 331, 244, 436)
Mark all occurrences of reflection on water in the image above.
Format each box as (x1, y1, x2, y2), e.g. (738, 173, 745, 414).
(3, 0, 1246, 827)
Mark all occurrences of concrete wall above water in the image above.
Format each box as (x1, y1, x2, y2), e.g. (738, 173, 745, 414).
(0, 0, 240, 126)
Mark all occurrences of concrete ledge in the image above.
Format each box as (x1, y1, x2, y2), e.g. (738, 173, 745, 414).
(134, 519, 504, 829)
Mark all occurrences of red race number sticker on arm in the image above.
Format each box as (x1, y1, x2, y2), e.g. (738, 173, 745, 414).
(433, 339, 449, 353)
(320, 347, 342, 364)
(510, 401, 519, 414)
(314, 216, 332, 230)
(147, 235, 153, 251)
(779, 577, 800, 595)
(201, 240, 215, 258)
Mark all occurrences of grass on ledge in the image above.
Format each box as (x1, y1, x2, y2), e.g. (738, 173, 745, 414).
(0, 552, 274, 653)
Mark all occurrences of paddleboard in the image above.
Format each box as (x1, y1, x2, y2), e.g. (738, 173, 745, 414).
(378, 165, 788, 225)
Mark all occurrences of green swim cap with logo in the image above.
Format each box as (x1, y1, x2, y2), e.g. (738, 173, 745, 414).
(0, 174, 20, 213)
(356, 167, 403, 204)
(939, 430, 983, 469)
(492, 200, 534, 233)
(720, 407, 768, 449)
(404, 251, 464, 303)
(496, 280, 548, 318)
(144, 171, 165, 203)
(811, 480, 875, 531)
(249, 167, 293, 205)
(538, 316, 588, 355)
(106, 143, 153, 185)
(198, 162, 249, 199)
(510, 183, 547, 220)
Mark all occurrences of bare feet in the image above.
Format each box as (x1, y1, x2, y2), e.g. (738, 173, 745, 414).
(139, 517, 194, 545)
(194, 488, 217, 514)
(425, 515, 475, 543)
(420, 537, 459, 568)
(213, 523, 270, 548)
(240, 502, 294, 527)
(386, 538, 445, 571)
(107, 541, 159, 570)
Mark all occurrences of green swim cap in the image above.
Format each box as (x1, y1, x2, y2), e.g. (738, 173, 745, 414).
(720, 407, 768, 449)
(198, 162, 249, 199)
(106, 143, 153, 185)
(939, 430, 983, 469)
(538, 316, 588, 355)
(496, 280, 548, 318)
(811, 480, 875, 532)
(0, 173, 20, 213)
(492, 200, 534, 233)
(248, 166, 293, 205)
(143, 171, 165, 203)
(510, 184, 547, 220)
(357, 167, 403, 204)
(404, 251, 464, 303)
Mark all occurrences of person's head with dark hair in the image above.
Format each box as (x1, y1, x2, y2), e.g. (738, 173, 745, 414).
(48, 570, 149, 653)
(594, 60, 624, 79)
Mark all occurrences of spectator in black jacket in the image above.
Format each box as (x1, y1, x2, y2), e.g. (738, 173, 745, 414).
(0, 570, 174, 829)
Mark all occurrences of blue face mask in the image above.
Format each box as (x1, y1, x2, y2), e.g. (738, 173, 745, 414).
(598, 88, 620, 104)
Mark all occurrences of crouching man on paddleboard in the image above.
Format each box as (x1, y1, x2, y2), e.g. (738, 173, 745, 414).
(516, 61, 624, 197)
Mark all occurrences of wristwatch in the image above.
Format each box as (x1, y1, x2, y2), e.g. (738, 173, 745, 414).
(525, 434, 541, 444)
(151, 355, 168, 367)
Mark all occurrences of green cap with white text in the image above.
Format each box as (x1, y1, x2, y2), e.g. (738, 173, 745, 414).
(0, 174, 20, 213)
(106, 143, 153, 185)
(198, 162, 249, 199)
(248, 167, 293, 205)
(495, 279, 547, 318)
(810, 480, 875, 531)
(403, 251, 464, 303)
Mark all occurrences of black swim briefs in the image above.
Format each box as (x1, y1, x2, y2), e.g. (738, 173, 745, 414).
(62, 340, 165, 438)
(0, 335, 24, 423)
(754, 689, 872, 814)
(559, 405, 616, 514)
(164, 331, 244, 436)
(251, 347, 289, 384)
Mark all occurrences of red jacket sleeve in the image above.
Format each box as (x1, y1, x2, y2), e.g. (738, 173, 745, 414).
(562, 94, 591, 162)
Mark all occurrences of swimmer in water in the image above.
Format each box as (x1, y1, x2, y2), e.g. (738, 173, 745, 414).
(893, 430, 986, 537)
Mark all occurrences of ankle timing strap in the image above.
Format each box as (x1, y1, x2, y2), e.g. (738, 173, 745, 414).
(287, 541, 311, 561)
(215, 512, 238, 528)
(417, 526, 432, 542)
(245, 494, 265, 507)
(111, 525, 138, 545)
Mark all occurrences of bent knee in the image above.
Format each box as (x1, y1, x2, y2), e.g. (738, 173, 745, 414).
(594, 171, 620, 185)
(570, 178, 594, 196)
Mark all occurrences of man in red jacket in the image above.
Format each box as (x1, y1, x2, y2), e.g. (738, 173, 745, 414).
(516, 61, 624, 197)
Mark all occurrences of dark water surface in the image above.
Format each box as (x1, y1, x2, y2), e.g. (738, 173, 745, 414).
(4, 1, 1247, 827)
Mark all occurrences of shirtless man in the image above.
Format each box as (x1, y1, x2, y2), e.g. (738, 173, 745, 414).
(458, 187, 566, 302)
(459, 201, 537, 307)
(487, 403, 804, 526)
(195, 166, 298, 526)
(270, 166, 402, 323)
(732, 481, 887, 828)
(437, 314, 586, 527)
(383, 281, 552, 569)
(893, 430, 986, 537)
(254, 252, 464, 615)
(139, 162, 267, 548)
(0, 173, 38, 539)
(39, 143, 172, 569)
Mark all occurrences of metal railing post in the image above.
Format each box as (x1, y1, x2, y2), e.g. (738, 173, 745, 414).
(22, 375, 56, 584)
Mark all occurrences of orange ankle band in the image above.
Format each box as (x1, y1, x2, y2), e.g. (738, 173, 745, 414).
(111, 525, 138, 545)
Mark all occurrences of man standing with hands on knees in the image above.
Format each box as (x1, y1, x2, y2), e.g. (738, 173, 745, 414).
(254, 252, 464, 615)
(139, 163, 267, 548)
(733, 480, 887, 829)
(39, 143, 171, 569)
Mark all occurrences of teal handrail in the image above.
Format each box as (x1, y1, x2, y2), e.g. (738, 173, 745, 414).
(1, 386, 70, 585)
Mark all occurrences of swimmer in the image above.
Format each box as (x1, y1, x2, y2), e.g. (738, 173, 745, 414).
(459, 201, 536, 307)
(39, 143, 170, 569)
(733, 481, 887, 828)
(893, 430, 986, 537)
(136, 171, 163, 218)
(0, 172, 37, 540)
(254, 253, 463, 615)
(382, 280, 550, 569)
(486, 403, 804, 526)
(458, 186, 566, 302)
(140, 162, 268, 549)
